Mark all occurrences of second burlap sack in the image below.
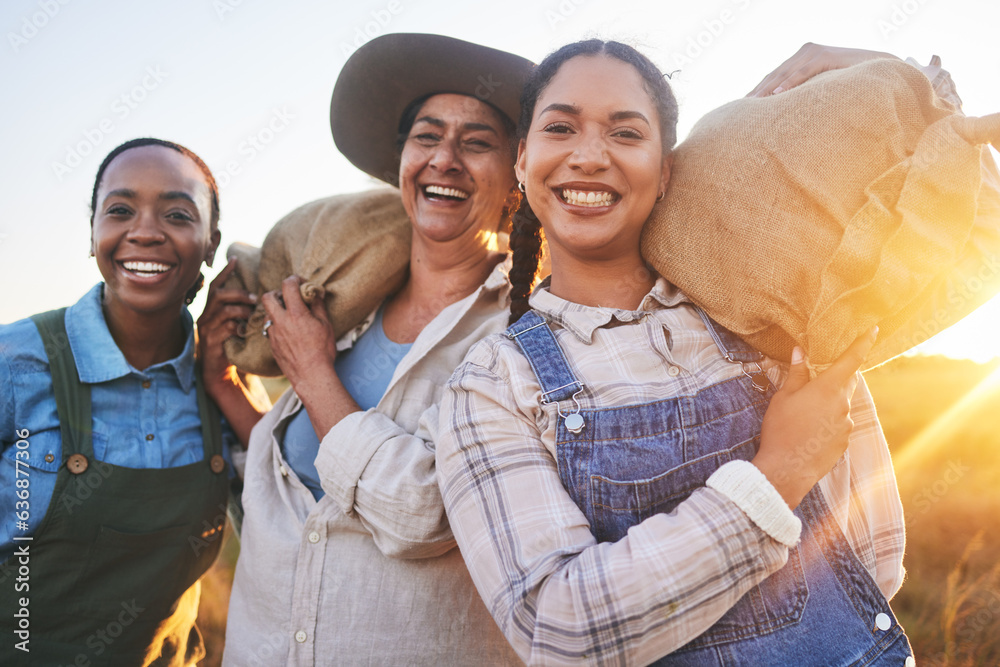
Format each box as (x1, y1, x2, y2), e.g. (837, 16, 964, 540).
(641, 58, 1000, 370)
(223, 189, 412, 376)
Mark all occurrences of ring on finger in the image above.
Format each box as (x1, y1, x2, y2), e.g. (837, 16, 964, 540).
(262, 319, 273, 338)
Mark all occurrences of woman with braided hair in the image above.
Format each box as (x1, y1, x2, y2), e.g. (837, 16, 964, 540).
(436, 40, 933, 665)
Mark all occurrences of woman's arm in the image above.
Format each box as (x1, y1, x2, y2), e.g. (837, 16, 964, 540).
(260, 275, 360, 438)
(263, 275, 452, 557)
(438, 332, 877, 665)
(747, 43, 899, 97)
(197, 258, 270, 447)
(314, 404, 454, 558)
(437, 353, 791, 665)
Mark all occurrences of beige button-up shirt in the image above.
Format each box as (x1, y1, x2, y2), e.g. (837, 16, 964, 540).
(223, 259, 523, 666)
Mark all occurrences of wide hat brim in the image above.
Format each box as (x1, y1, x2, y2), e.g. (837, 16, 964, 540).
(331, 33, 534, 186)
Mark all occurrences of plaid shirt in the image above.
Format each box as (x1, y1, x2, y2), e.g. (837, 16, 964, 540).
(438, 278, 905, 665)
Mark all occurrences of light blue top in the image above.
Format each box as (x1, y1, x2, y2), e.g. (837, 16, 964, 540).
(0, 283, 233, 561)
(282, 304, 412, 500)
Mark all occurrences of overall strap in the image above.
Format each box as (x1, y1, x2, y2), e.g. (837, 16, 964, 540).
(692, 307, 764, 364)
(505, 310, 583, 403)
(692, 306, 772, 394)
(194, 363, 222, 460)
(30, 308, 93, 460)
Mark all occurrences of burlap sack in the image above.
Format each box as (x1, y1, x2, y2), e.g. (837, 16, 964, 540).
(641, 58, 1000, 370)
(222, 189, 411, 376)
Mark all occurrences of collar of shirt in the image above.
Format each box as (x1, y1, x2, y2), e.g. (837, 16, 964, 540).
(527, 275, 690, 344)
(65, 283, 196, 390)
(335, 255, 513, 352)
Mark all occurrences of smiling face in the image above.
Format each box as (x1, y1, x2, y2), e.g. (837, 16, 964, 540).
(398, 93, 517, 246)
(91, 145, 220, 321)
(516, 54, 670, 267)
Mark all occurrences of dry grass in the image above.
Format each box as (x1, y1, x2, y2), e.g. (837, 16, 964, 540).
(866, 355, 1000, 666)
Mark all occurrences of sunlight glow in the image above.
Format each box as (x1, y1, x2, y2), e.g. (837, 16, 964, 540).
(892, 362, 1000, 471)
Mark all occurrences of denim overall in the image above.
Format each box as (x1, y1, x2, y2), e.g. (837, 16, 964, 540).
(506, 309, 914, 666)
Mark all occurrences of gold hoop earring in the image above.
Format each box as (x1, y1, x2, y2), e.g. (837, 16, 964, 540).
(656, 191, 665, 202)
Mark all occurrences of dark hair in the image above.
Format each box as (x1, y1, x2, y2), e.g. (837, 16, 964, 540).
(90, 137, 220, 228)
(507, 40, 679, 325)
(90, 138, 221, 304)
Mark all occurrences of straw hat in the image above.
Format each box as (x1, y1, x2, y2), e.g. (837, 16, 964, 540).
(331, 33, 534, 186)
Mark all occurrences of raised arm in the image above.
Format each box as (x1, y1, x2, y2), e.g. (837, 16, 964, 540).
(263, 275, 453, 557)
(747, 43, 899, 97)
(197, 258, 270, 447)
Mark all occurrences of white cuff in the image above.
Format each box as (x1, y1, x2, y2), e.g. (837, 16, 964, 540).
(707, 460, 802, 547)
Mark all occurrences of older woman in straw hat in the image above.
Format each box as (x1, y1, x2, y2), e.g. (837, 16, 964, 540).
(207, 34, 532, 665)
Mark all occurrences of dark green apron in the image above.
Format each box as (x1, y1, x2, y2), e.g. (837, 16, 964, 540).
(1, 308, 229, 666)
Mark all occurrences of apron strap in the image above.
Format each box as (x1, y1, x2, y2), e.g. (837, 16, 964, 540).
(30, 308, 93, 461)
(194, 362, 222, 460)
(505, 310, 583, 404)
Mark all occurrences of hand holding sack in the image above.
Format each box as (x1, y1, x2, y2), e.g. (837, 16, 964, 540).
(641, 58, 1000, 370)
(222, 189, 411, 376)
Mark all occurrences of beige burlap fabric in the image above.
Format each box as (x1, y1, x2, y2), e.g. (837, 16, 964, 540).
(223, 189, 411, 376)
(641, 58, 1000, 370)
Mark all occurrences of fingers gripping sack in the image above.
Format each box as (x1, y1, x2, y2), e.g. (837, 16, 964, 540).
(222, 189, 411, 376)
(641, 58, 1000, 371)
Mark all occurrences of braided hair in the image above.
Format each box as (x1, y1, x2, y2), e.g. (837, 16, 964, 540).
(90, 138, 221, 304)
(507, 40, 679, 325)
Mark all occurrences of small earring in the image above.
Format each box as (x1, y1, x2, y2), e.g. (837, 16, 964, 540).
(88, 248, 95, 258)
(656, 191, 665, 202)
(518, 181, 526, 193)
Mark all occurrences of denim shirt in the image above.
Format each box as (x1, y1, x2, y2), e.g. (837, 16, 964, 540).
(0, 283, 230, 561)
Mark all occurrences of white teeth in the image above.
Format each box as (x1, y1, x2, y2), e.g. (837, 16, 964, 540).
(561, 189, 616, 207)
(425, 185, 470, 200)
(123, 261, 171, 274)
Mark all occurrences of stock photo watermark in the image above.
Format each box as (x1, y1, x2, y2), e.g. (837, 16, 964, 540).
(50, 66, 169, 182)
(668, 0, 753, 70)
(215, 106, 295, 189)
(544, 0, 590, 31)
(338, 0, 404, 58)
(7, 0, 72, 53)
(213, 0, 247, 21)
(876, 0, 932, 39)
(10, 428, 32, 653)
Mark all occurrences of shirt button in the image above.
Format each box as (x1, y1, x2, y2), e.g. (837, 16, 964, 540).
(904, 657, 915, 667)
(146, 434, 155, 441)
(279, 464, 289, 477)
(44, 453, 55, 463)
(308, 531, 321, 544)
(141, 380, 151, 389)
(874, 612, 892, 631)
(294, 630, 307, 643)
(667, 365, 680, 377)
(67, 453, 89, 474)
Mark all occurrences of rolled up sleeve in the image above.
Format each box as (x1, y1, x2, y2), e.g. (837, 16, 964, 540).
(315, 403, 454, 559)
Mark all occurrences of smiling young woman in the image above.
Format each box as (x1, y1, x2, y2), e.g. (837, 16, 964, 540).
(0, 138, 237, 667)
(91, 143, 220, 367)
(515, 54, 670, 307)
(437, 40, 920, 665)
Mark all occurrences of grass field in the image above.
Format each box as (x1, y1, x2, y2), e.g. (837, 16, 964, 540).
(194, 356, 1000, 665)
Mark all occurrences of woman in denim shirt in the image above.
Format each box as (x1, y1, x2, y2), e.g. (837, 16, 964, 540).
(0, 138, 247, 666)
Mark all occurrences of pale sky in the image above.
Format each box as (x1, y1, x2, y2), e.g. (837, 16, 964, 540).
(3, 0, 998, 361)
